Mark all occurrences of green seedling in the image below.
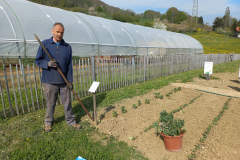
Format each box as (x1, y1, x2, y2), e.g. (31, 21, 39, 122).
(165, 93, 170, 97)
(195, 143, 200, 150)
(132, 104, 137, 109)
(138, 100, 141, 106)
(100, 114, 105, 121)
(154, 92, 160, 98)
(121, 106, 127, 113)
(113, 111, 117, 117)
(145, 99, 150, 104)
(129, 137, 136, 141)
(189, 99, 194, 104)
(178, 87, 181, 91)
(160, 95, 163, 99)
(174, 88, 178, 92)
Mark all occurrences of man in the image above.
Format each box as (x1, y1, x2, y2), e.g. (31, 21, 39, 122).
(35, 22, 81, 132)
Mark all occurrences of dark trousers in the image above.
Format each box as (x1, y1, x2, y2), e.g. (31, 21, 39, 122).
(43, 83, 76, 126)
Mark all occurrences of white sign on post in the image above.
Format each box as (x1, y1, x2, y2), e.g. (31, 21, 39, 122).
(204, 62, 213, 74)
(89, 81, 100, 93)
(239, 66, 240, 78)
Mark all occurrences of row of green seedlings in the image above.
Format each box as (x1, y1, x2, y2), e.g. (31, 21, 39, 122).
(188, 98, 231, 159)
(130, 93, 203, 140)
(154, 87, 182, 99)
(165, 87, 181, 97)
(170, 93, 203, 114)
(114, 87, 182, 119)
(113, 87, 183, 140)
(129, 87, 183, 140)
(112, 99, 151, 117)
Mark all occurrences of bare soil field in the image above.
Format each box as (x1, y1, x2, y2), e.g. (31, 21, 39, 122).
(83, 71, 240, 160)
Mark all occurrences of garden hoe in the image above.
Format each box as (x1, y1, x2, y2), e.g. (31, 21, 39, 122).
(34, 34, 93, 121)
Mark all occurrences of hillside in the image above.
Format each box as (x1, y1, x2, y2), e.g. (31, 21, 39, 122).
(28, 0, 193, 27)
(188, 32, 240, 54)
(28, 0, 146, 25)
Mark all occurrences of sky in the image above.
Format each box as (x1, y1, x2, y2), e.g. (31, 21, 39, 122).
(100, 0, 240, 25)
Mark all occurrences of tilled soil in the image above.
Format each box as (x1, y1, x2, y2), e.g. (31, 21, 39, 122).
(83, 71, 240, 160)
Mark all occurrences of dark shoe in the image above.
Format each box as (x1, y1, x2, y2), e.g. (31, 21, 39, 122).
(44, 125, 52, 132)
(71, 123, 82, 130)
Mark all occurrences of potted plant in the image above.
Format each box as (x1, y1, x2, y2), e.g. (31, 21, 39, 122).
(155, 110, 186, 152)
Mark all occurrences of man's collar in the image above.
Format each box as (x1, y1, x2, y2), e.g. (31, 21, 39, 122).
(50, 37, 65, 44)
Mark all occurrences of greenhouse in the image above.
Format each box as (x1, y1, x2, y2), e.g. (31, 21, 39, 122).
(0, 0, 203, 58)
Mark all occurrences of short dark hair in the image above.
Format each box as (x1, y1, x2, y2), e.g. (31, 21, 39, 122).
(53, 22, 64, 30)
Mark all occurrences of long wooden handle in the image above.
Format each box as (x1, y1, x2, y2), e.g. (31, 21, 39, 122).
(34, 34, 93, 121)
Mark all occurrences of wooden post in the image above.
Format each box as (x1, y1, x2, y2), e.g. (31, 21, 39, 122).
(4, 64, 14, 116)
(0, 81, 6, 118)
(91, 57, 97, 126)
(10, 64, 19, 115)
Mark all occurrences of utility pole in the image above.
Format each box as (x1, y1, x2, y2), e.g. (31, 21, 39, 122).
(192, 0, 198, 24)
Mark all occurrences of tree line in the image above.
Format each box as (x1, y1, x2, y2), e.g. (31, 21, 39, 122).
(29, 0, 239, 36)
(212, 7, 240, 36)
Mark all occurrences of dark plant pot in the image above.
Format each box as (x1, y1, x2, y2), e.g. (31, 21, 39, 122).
(161, 132, 185, 152)
(204, 74, 212, 80)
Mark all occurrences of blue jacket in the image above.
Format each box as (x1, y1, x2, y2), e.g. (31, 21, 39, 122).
(35, 37, 73, 84)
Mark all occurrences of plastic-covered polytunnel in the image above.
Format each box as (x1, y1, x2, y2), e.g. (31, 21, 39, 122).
(0, 0, 203, 58)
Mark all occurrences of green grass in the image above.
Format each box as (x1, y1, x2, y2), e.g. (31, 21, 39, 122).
(1, 60, 240, 159)
(188, 32, 240, 54)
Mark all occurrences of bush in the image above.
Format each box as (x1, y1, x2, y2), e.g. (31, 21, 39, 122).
(96, 6, 102, 12)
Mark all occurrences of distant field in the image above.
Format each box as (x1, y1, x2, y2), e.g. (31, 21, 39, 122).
(188, 32, 240, 54)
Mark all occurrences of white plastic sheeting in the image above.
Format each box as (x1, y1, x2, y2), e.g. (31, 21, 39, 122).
(0, 0, 203, 57)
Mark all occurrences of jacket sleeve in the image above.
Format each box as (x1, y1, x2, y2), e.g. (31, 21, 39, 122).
(35, 44, 49, 69)
(67, 46, 73, 82)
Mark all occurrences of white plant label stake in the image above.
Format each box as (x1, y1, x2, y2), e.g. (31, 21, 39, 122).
(89, 81, 100, 126)
(239, 66, 240, 78)
(204, 62, 213, 80)
(204, 62, 213, 75)
(89, 81, 100, 93)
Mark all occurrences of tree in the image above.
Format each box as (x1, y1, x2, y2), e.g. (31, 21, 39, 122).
(175, 11, 187, 24)
(96, 6, 102, 12)
(231, 20, 237, 32)
(198, 16, 204, 28)
(160, 14, 167, 20)
(237, 20, 240, 27)
(212, 17, 224, 31)
(223, 7, 230, 28)
(143, 10, 153, 19)
(204, 22, 212, 33)
(126, 9, 135, 16)
(59, 0, 67, 7)
(166, 7, 179, 23)
(153, 18, 167, 30)
(178, 21, 188, 33)
(89, 7, 97, 16)
(143, 10, 161, 19)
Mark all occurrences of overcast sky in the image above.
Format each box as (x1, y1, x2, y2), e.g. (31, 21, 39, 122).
(100, 0, 240, 25)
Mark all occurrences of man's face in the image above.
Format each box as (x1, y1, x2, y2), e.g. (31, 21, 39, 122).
(51, 25, 64, 43)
